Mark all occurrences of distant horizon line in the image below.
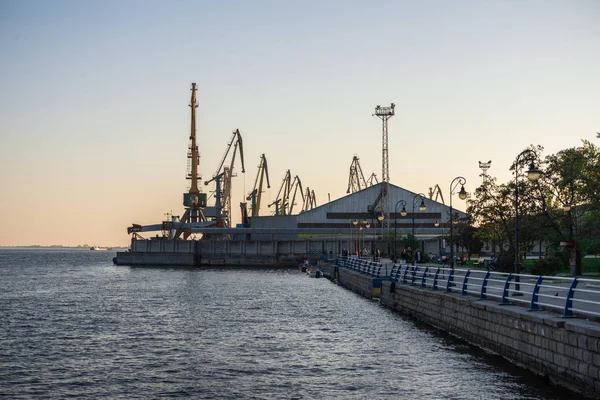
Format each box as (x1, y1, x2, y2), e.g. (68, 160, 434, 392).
(0, 245, 129, 248)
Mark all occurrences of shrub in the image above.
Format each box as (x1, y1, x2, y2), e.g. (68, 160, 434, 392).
(531, 252, 568, 276)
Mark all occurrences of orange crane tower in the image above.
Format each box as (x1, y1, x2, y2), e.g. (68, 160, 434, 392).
(183, 83, 207, 223)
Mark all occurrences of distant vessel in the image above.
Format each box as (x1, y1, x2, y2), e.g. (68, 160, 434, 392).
(90, 246, 109, 251)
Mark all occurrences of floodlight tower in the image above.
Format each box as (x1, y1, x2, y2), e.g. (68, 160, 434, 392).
(479, 160, 492, 184)
(373, 103, 395, 232)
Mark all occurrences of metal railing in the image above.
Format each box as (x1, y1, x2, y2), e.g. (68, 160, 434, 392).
(385, 263, 600, 320)
(336, 256, 388, 278)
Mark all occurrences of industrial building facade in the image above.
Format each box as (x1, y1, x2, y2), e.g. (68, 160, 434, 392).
(249, 183, 467, 257)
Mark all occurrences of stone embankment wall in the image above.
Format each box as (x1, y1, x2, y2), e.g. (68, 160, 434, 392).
(334, 268, 600, 399)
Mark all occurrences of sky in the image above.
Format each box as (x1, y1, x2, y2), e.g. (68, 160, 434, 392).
(0, 0, 598, 246)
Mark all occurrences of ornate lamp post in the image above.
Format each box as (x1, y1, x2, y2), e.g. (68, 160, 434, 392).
(394, 200, 407, 260)
(513, 150, 541, 293)
(412, 193, 427, 264)
(363, 219, 369, 256)
(375, 212, 384, 260)
(449, 177, 468, 268)
(352, 219, 358, 255)
(563, 203, 572, 239)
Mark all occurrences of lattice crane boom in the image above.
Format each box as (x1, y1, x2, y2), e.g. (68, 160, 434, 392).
(287, 175, 304, 215)
(246, 154, 271, 217)
(302, 187, 317, 212)
(269, 170, 291, 215)
(428, 184, 445, 204)
(204, 129, 245, 228)
(346, 155, 368, 193)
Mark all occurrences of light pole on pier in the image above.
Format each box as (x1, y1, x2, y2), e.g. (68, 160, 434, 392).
(449, 177, 468, 268)
(513, 150, 541, 293)
(411, 194, 427, 265)
(394, 200, 407, 261)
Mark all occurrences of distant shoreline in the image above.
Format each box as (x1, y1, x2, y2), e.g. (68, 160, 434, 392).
(0, 246, 128, 249)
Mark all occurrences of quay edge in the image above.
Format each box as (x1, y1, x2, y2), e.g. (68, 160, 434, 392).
(113, 237, 344, 267)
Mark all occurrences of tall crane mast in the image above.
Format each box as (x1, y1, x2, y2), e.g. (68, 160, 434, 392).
(183, 82, 207, 224)
(373, 103, 395, 233)
(246, 154, 271, 217)
(347, 155, 368, 194)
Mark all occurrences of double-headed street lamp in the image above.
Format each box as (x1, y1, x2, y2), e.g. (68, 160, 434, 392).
(362, 219, 370, 256)
(449, 177, 468, 268)
(394, 200, 407, 260)
(513, 149, 541, 293)
(351, 219, 358, 255)
(412, 193, 427, 264)
(374, 212, 384, 260)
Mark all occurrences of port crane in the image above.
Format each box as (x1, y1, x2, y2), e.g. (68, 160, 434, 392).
(204, 129, 245, 228)
(269, 170, 291, 216)
(268, 170, 304, 216)
(428, 184, 445, 204)
(245, 154, 271, 218)
(302, 187, 317, 212)
(346, 155, 368, 194)
(287, 175, 304, 215)
(366, 173, 379, 187)
(128, 83, 214, 240)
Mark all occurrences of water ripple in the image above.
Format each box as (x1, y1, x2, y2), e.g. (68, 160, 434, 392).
(0, 250, 580, 399)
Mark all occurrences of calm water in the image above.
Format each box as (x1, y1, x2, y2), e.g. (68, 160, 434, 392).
(0, 249, 579, 399)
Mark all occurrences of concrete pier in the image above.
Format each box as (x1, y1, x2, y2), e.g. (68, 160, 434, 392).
(114, 237, 346, 267)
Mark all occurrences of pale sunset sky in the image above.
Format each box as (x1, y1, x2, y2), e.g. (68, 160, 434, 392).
(0, 0, 598, 246)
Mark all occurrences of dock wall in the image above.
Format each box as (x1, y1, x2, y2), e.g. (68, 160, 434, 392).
(334, 267, 600, 398)
(116, 238, 346, 267)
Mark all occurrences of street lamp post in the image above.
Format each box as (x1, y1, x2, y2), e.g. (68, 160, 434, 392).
(411, 193, 427, 265)
(352, 219, 358, 255)
(375, 212, 384, 261)
(449, 177, 468, 268)
(513, 150, 541, 293)
(363, 219, 369, 257)
(563, 204, 573, 240)
(394, 200, 407, 261)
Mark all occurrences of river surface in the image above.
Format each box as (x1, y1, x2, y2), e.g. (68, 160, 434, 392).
(0, 249, 580, 399)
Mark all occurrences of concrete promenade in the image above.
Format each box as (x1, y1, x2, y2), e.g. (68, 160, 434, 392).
(329, 258, 600, 399)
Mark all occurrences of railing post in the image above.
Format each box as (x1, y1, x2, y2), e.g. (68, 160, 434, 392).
(528, 276, 544, 311)
(422, 266, 429, 288)
(479, 271, 491, 300)
(433, 268, 441, 290)
(402, 265, 409, 284)
(500, 273, 513, 305)
(446, 269, 455, 293)
(562, 278, 579, 318)
(461, 269, 471, 296)
(411, 266, 419, 285)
